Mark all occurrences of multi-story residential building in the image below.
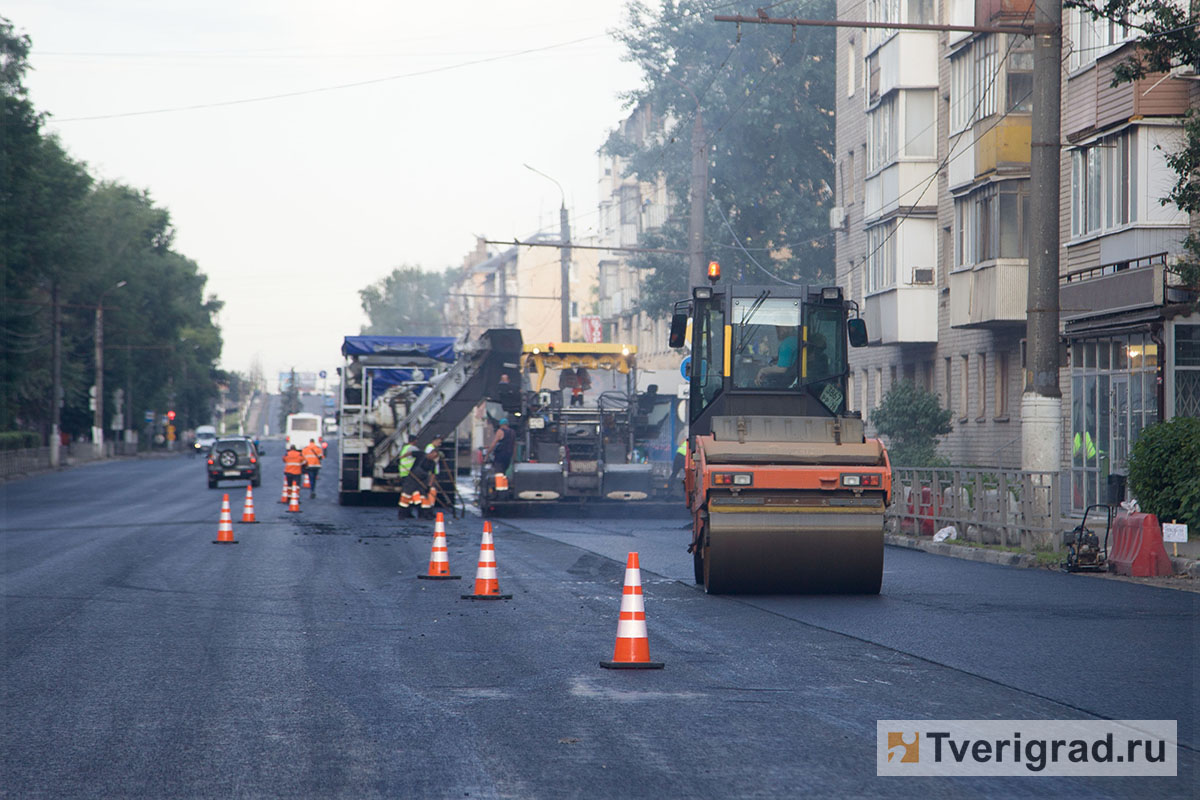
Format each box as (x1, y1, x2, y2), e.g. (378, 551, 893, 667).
(835, 0, 1199, 486)
(1057, 8, 1199, 512)
(596, 103, 682, 389)
(443, 230, 600, 348)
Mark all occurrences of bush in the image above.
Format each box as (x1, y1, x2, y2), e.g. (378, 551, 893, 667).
(0, 431, 41, 450)
(870, 381, 953, 467)
(1128, 416, 1200, 530)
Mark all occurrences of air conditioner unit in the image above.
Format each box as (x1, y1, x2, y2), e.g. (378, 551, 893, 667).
(829, 206, 847, 231)
(911, 267, 935, 285)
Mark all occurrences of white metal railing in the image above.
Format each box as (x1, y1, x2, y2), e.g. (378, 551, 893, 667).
(887, 467, 1063, 551)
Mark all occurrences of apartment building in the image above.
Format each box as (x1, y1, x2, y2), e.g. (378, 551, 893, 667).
(834, 0, 1028, 467)
(835, 0, 1199, 483)
(444, 237, 518, 343)
(596, 103, 682, 389)
(1057, 8, 1199, 512)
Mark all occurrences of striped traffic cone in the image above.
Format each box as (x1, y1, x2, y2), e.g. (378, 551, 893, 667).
(241, 484, 258, 523)
(600, 552, 662, 669)
(213, 493, 238, 544)
(279, 476, 289, 504)
(461, 521, 511, 600)
(418, 512, 460, 580)
(303, 471, 311, 489)
(287, 482, 301, 513)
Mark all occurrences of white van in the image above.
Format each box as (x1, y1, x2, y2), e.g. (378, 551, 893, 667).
(285, 413, 322, 450)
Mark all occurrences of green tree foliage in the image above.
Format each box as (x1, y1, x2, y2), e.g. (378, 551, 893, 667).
(870, 381, 954, 467)
(278, 368, 303, 432)
(359, 265, 460, 336)
(1064, 0, 1200, 296)
(0, 17, 224, 438)
(607, 0, 836, 316)
(1127, 415, 1200, 530)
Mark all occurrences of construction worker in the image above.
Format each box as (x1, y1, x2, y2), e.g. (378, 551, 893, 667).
(282, 444, 305, 493)
(424, 435, 443, 457)
(302, 438, 323, 498)
(670, 438, 687, 484)
(396, 435, 419, 516)
(485, 418, 515, 475)
(399, 446, 440, 519)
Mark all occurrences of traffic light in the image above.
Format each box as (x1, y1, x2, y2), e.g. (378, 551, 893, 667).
(166, 409, 176, 422)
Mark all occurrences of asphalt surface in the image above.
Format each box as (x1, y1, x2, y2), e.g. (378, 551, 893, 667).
(2, 448, 1196, 798)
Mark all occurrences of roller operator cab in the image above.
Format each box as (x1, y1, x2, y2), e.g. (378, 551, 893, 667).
(669, 284, 891, 594)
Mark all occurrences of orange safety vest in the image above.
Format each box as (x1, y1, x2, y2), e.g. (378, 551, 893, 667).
(283, 449, 305, 475)
(302, 444, 323, 467)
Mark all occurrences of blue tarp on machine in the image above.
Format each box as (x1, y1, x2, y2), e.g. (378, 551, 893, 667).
(341, 335, 456, 362)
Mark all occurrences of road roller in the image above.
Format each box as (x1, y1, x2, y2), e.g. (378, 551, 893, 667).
(668, 277, 891, 593)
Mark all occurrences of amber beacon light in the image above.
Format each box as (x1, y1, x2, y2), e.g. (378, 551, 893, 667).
(707, 261, 721, 283)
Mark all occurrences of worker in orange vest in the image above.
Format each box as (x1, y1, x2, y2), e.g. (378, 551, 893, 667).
(282, 444, 305, 494)
(301, 438, 324, 498)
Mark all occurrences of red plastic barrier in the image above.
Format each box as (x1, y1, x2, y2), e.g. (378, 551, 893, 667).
(902, 486, 939, 536)
(1109, 512, 1174, 577)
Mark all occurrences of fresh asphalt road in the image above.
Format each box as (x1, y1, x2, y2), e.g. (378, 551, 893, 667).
(2, 451, 1195, 799)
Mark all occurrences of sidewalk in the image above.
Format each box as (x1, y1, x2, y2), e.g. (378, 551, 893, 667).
(886, 532, 1200, 586)
(0, 448, 182, 483)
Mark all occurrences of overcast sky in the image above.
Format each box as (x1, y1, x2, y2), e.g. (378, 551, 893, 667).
(9, 1, 646, 385)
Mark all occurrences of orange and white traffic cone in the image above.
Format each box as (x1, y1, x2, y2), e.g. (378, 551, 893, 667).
(213, 493, 238, 544)
(303, 471, 311, 489)
(279, 476, 289, 504)
(241, 484, 258, 523)
(600, 552, 662, 669)
(417, 511, 460, 580)
(461, 521, 511, 600)
(494, 472, 509, 492)
(287, 482, 301, 513)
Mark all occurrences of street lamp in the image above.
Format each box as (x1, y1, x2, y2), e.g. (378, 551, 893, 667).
(94, 280, 127, 457)
(524, 163, 571, 342)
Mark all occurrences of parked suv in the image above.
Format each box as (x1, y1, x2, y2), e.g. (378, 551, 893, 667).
(206, 437, 261, 489)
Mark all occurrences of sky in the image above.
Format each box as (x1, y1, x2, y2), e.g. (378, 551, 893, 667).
(9, 1, 648, 385)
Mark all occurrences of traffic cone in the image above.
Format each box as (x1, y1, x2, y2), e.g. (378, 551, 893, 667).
(279, 476, 289, 504)
(462, 521, 511, 600)
(241, 484, 258, 523)
(287, 482, 301, 513)
(213, 493, 238, 544)
(600, 552, 662, 669)
(303, 471, 311, 489)
(418, 512, 460, 580)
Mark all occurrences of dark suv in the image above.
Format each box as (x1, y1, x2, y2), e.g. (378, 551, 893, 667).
(206, 437, 262, 489)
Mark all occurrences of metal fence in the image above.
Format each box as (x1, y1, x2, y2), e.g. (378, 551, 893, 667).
(887, 467, 1063, 551)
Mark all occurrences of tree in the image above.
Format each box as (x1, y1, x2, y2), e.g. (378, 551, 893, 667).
(607, 0, 837, 316)
(1064, 0, 1200, 297)
(278, 369, 303, 433)
(871, 382, 954, 467)
(1128, 415, 1200, 530)
(359, 265, 459, 335)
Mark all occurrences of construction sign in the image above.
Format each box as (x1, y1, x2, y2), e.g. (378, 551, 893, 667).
(581, 316, 602, 343)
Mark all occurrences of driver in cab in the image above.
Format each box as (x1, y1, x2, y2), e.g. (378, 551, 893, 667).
(754, 326, 799, 388)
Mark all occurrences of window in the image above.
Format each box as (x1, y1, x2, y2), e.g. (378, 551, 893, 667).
(1175, 325, 1200, 418)
(973, 35, 998, 119)
(847, 371, 856, 411)
(955, 180, 1031, 266)
(875, 367, 883, 408)
(959, 355, 970, 417)
(1006, 36, 1033, 112)
(976, 353, 987, 418)
(950, 50, 973, 132)
(995, 352, 1009, 417)
(1071, 130, 1137, 237)
(866, 223, 897, 293)
(907, 0, 934, 24)
(847, 41, 857, 98)
(1069, 8, 1134, 71)
(867, 0, 900, 50)
(944, 356, 953, 413)
(905, 90, 936, 157)
(867, 95, 898, 171)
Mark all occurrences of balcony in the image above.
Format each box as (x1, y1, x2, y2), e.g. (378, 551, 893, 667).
(864, 284, 938, 344)
(974, 114, 1030, 176)
(949, 260, 1028, 328)
(864, 161, 939, 221)
(1060, 257, 1166, 322)
(1065, 44, 1192, 141)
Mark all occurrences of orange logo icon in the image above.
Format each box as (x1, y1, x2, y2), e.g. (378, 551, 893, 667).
(887, 732, 920, 763)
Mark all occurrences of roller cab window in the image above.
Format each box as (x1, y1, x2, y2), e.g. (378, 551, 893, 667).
(731, 296, 801, 390)
(689, 302, 724, 423)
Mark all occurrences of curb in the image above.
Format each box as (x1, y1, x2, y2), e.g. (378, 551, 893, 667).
(887, 533, 1200, 579)
(885, 533, 1037, 568)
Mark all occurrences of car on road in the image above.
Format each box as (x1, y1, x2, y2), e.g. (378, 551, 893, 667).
(206, 437, 261, 489)
(193, 424, 218, 456)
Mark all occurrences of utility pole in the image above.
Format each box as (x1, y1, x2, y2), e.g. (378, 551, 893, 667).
(560, 202, 571, 342)
(667, 75, 709, 288)
(93, 280, 127, 458)
(50, 282, 62, 468)
(1021, 0, 1063, 474)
